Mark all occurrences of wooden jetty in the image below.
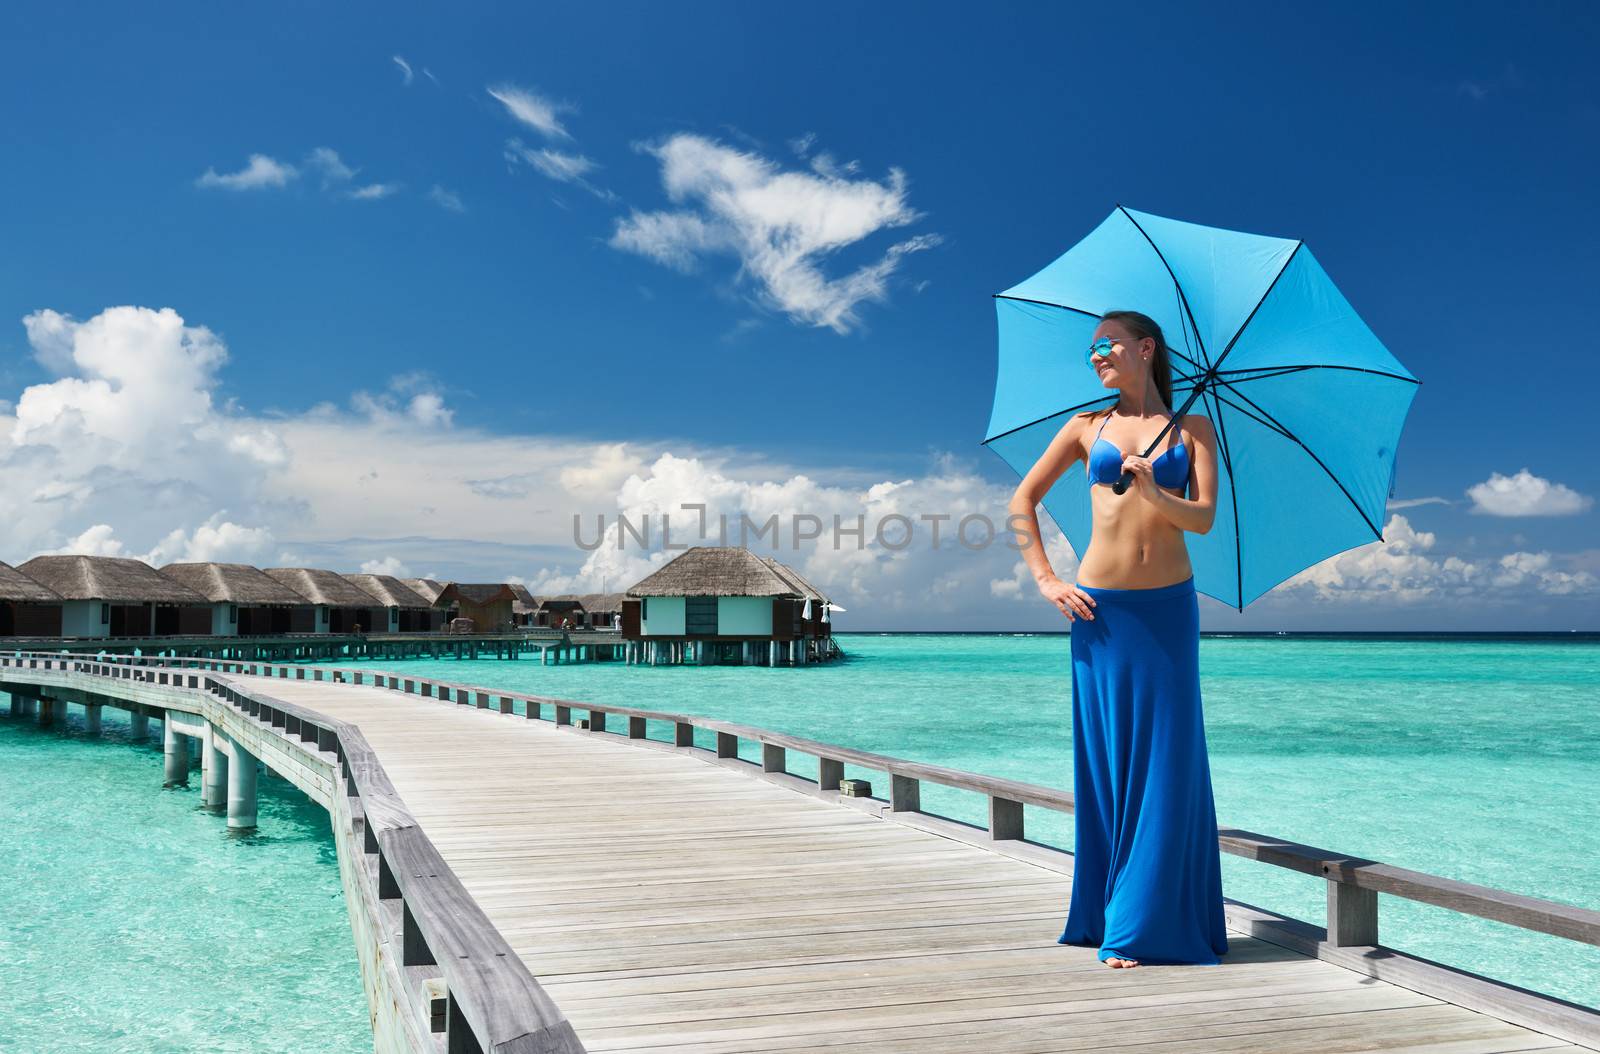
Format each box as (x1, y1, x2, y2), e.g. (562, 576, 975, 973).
(0, 628, 627, 664)
(2, 650, 1597, 1054)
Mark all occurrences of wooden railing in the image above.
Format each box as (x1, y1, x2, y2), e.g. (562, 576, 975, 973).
(6, 647, 1598, 1046)
(0, 651, 585, 1054)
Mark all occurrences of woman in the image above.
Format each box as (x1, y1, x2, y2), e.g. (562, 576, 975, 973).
(1008, 309, 1229, 969)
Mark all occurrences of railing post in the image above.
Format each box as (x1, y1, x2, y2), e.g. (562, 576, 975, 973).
(762, 743, 786, 774)
(674, 721, 694, 747)
(890, 773, 920, 812)
(715, 731, 738, 759)
(555, 704, 571, 726)
(819, 757, 843, 792)
(1327, 877, 1379, 947)
(989, 796, 1024, 841)
(628, 716, 646, 739)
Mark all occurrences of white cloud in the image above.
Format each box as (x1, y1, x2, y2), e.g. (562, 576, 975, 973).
(525, 147, 594, 181)
(6, 304, 1593, 623)
(429, 185, 465, 213)
(487, 84, 571, 139)
(21, 308, 78, 374)
(42, 515, 274, 566)
(407, 392, 452, 427)
(559, 443, 647, 500)
(1386, 495, 1451, 510)
(504, 140, 614, 201)
(1466, 469, 1592, 517)
(350, 182, 401, 200)
(196, 148, 404, 202)
(990, 531, 1078, 600)
(392, 55, 413, 85)
(350, 374, 455, 429)
(150, 516, 276, 564)
(305, 146, 355, 185)
(42, 524, 127, 558)
(1278, 513, 1596, 602)
(611, 134, 940, 333)
(360, 555, 411, 576)
(195, 154, 298, 191)
(2, 306, 293, 563)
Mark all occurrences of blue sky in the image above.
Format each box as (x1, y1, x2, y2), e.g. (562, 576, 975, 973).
(1, 1, 1597, 629)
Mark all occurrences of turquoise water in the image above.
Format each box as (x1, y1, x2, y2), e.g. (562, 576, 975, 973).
(0, 705, 369, 1053)
(309, 633, 1600, 1009)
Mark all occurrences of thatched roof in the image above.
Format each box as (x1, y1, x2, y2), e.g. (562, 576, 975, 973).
(579, 592, 625, 614)
(0, 561, 63, 603)
(625, 547, 828, 601)
(508, 583, 536, 605)
(340, 574, 432, 609)
(18, 555, 208, 604)
(436, 583, 518, 607)
(403, 578, 446, 604)
(760, 556, 831, 604)
(539, 593, 586, 611)
(159, 562, 311, 606)
(263, 568, 382, 608)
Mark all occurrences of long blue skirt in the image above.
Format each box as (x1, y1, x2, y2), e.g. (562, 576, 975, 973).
(1057, 575, 1229, 965)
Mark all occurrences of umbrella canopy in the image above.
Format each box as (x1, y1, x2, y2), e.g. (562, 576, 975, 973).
(985, 205, 1420, 611)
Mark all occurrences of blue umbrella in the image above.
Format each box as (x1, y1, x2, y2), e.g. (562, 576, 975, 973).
(984, 205, 1420, 611)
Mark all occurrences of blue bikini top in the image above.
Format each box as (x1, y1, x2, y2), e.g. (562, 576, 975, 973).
(1086, 408, 1190, 490)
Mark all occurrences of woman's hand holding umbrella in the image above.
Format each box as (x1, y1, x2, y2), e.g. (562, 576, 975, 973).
(1119, 452, 1161, 502)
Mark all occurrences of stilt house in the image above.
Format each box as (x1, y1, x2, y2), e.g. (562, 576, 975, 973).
(158, 561, 316, 634)
(17, 555, 211, 638)
(340, 574, 435, 632)
(263, 568, 385, 633)
(621, 547, 840, 665)
(0, 561, 64, 636)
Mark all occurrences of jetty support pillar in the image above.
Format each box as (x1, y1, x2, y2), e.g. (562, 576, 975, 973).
(202, 729, 229, 812)
(226, 735, 258, 830)
(85, 701, 103, 736)
(163, 719, 191, 787)
(129, 708, 149, 740)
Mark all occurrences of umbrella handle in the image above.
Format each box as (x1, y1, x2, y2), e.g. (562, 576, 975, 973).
(1112, 471, 1133, 495)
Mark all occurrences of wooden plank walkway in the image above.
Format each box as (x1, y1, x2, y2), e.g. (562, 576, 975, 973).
(236, 675, 1591, 1054)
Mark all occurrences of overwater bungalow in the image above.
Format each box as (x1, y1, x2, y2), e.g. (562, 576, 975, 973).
(17, 555, 211, 637)
(403, 577, 446, 606)
(509, 583, 539, 627)
(579, 592, 625, 629)
(621, 546, 841, 665)
(434, 583, 518, 632)
(0, 560, 64, 636)
(339, 573, 437, 632)
(536, 593, 587, 629)
(263, 568, 385, 634)
(158, 561, 316, 635)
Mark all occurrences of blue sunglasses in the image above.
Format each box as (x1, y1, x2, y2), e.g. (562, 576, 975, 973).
(1085, 336, 1123, 366)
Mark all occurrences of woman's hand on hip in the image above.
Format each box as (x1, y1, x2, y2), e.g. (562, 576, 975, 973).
(1038, 575, 1095, 621)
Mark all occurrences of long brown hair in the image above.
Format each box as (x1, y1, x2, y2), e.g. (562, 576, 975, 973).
(1097, 309, 1173, 415)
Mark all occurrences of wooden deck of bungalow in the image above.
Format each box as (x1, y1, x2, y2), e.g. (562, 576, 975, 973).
(2, 651, 1596, 1054)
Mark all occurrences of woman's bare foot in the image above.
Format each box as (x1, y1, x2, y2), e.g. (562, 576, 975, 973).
(1103, 956, 1140, 968)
